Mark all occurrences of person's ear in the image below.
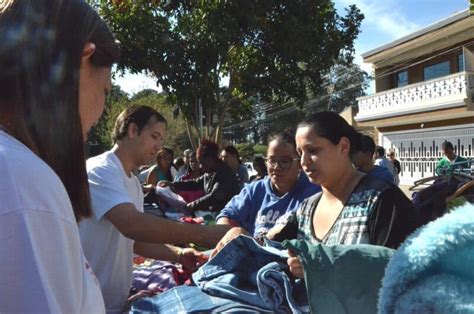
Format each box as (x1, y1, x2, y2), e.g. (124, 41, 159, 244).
(82, 42, 96, 60)
(127, 123, 139, 138)
(339, 137, 351, 156)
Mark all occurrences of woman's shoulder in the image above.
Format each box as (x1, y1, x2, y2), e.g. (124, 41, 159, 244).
(356, 174, 395, 193)
(0, 132, 63, 187)
(352, 175, 410, 209)
(0, 133, 73, 221)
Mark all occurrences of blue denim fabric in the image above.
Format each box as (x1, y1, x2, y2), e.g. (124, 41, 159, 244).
(129, 285, 272, 313)
(257, 261, 309, 313)
(192, 235, 309, 313)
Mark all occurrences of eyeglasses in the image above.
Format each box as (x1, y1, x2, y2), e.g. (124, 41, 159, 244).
(265, 157, 300, 170)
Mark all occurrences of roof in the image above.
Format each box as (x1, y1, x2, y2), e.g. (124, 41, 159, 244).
(362, 9, 470, 59)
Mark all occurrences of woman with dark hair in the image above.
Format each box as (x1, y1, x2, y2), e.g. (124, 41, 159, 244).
(0, 0, 119, 311)
(215, 130, 320, 240)
(269, 112, 418, 278)
(221, 145, 249, 188)
(160, 140, 240, 215)
(146, 146, 177, 185)
(176, 152, 205, 203)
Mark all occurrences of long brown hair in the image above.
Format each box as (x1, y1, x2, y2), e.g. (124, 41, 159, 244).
(0, 0, 120, 221)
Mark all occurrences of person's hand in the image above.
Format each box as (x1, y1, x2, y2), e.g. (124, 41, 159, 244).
(178, 248, 208, 271)
(183, 202, 194, 216)
(210, 227, 250, 259)
(142, 184, 154, 194)
(287, 250, 304, 278)
(157, 180, 172, 188)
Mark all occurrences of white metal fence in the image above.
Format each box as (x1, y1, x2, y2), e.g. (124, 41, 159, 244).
(380, 124, 474, 185)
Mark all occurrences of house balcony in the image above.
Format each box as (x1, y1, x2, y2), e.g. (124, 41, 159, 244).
(355, 71, 474, 124)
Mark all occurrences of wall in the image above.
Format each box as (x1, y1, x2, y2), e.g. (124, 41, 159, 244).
(374, 40, 474, 93)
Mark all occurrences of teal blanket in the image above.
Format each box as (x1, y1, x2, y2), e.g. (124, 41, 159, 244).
(283, 240, 394, 314)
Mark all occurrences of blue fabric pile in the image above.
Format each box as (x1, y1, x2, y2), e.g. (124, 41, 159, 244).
(130, 235, 309, 313)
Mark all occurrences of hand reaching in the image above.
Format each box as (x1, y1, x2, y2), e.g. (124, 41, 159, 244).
(209, 227, 250, 259)
(142, 184, 154, 194)
(157, 180, 172, 188)
(287, 250, 304, 278)
(178, 248, 208, 271)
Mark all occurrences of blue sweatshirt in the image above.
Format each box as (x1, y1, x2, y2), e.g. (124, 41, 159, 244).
(368, 165, 394, 184)
(217, 173, 320, 237)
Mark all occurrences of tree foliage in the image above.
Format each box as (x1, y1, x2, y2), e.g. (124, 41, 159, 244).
(87, 84, 129, 150)
(223, 57, 370, 144)
(305, 58, 370, 114)
(95, 0, 363, 144)
(235, 142, 255, 162)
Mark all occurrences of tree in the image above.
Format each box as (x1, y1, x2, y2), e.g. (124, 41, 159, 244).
(235, 143, 255, 162)
(305, 58, 370, 114)
(87, 84, 129, 152)
(222, 57, 370, 144)
(130, 89, 159, 101)
(95, 0, 363, 145)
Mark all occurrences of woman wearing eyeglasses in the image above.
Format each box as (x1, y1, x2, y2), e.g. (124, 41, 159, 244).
(214, 131, 320, 247)
(270, 112, 419, 278)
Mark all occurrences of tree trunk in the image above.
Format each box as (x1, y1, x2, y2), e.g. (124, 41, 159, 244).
(214, 74, 235, 144)
(184, 117, 196, 150)
(214, 99, 229, 144)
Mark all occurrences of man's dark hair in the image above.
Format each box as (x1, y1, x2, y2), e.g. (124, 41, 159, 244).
(223, 145, 242, 164)
(375, 146, 385, 157)
(441, 141, 454, 151)
(113, 105, 167, 143)
(357, 134, 376, 155)
(253, 156, 267, 174)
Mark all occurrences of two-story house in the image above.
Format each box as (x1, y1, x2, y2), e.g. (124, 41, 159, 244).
(355, 9, 474, 185)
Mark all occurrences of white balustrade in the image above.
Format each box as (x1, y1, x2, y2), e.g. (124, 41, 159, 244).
(356, 72, 474, 121)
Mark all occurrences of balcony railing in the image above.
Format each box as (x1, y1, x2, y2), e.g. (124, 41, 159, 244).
(355, 71, 474, 121)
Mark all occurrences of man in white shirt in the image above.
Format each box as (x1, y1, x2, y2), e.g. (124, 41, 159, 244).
(374, 146, 395, 184)
(79, 105, 230, 313)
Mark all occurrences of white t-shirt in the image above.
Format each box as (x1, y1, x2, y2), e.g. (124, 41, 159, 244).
(0, 131, 105, 313)
(79, 151, 143, 313)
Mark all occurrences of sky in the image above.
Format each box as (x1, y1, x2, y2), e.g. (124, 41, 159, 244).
(114, 0, 469, 96)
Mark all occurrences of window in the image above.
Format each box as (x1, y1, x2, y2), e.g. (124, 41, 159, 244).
(423, 61, 450, 81)
(458, 53, 464, 72)
(396, 70, 408, 87)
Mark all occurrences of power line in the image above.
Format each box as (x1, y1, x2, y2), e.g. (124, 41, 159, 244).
(223, 42, 474, 131)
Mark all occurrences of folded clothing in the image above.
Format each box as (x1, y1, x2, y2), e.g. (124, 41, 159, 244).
(129, 260, 192, 302)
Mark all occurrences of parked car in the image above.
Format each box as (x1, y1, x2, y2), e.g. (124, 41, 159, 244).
(244, 162, 257, 178)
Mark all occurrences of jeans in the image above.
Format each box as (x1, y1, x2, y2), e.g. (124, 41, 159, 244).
(193, 235, 309, 313)
(129, 285, 272, 313)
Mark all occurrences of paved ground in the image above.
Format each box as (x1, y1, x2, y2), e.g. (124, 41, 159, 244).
(399, 185, 413, 199)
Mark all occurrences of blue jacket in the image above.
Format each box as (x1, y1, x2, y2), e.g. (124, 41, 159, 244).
(368, 165, 394, 184)
(379, 203, 474, 313)
(193, 235, 309, 313)
(217, 173, 320, 237)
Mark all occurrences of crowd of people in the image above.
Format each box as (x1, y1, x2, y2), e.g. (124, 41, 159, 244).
(1, 1, 472, 313)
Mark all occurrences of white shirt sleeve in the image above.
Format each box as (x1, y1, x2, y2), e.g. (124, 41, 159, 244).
(171, 166, 178, 180)
(88, 163, 134, 220)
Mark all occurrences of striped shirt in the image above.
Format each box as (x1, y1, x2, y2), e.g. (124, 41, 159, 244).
(275, 175, 417, 249)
